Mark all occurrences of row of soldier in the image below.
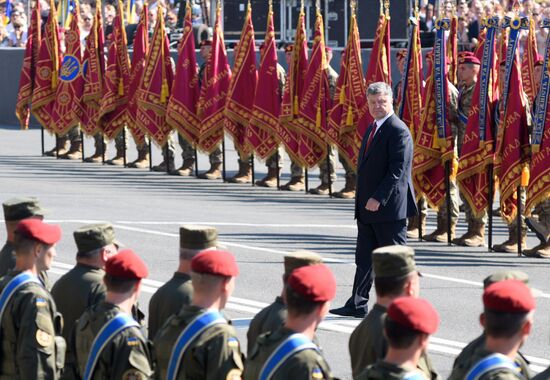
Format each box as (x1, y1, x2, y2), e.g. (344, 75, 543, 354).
(1, 196, 548, 379)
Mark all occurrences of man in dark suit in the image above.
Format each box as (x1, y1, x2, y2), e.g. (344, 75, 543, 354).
(330, 82, 417, 318)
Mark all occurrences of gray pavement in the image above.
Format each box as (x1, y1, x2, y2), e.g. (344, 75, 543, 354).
(1, 126, 550, 380)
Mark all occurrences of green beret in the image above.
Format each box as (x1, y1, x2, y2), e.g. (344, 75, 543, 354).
(73, 223, 121, 256)
(284, 250, 323, 276)
(373, 245, 417, 278)
(180, 225, 218, 250)
(483, 270, 529, 288)
(3, 197, 45, 222)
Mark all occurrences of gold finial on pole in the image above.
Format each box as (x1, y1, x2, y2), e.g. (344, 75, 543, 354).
(300, 0, 304, 12)
(384, 0, 390, 18)
(379, 0, 383, 15)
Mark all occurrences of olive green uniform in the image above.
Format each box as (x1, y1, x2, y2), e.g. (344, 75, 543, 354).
(246, 296, 286, 356)
(355, 360, 425, 380)
(0, 270, 65, 379)
(449, 334, 531, 380)
(147, 272, 193, 340)
(153, 304, 244, 380)
(449, 347, 525, 380)
(244, 326, 333, 380)
(73, 302, 153, 380)
(348, 303, 439, 379)
(51, 263, 106, 380)
(0, 241, 51, 290)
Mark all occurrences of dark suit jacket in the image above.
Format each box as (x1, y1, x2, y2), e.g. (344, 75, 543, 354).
(355, 114, 417, 224)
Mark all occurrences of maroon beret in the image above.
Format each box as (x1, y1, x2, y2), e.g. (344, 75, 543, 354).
(105, 249, 148, 280)
(458, 51, 481, 65)
(16, 219, 61, 245)
(483, 280, 535, 313)
(191, 250, 239, 277)
(287, 264, 336, 302)
(387, 297, 440, 334)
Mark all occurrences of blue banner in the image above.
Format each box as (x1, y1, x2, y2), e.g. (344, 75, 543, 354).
(477, 17, 499, 142)
(399, 16, 418, 119)
(532, 18, 550, 148)
(434, 18, 450, 142)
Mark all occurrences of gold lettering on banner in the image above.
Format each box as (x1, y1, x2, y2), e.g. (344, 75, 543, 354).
(502, 138, 521, 160)
(532, 146, 550, 165)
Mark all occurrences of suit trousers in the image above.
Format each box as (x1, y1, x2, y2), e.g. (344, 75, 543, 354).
(349, 218, 407, 311)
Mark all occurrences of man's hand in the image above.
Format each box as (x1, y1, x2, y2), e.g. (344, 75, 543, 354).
(365, 198, 380, 212)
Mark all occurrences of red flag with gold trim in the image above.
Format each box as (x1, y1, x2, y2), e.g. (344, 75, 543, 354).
(99, 1, 131, 140)
(327, 5, 366, 169)
(246, 3, 281, 160)
(166, 1, 199, 146)
(15, 0, 40, 129)
(80, 1, 106, 135)
(31, 0, 60, 131)
(135, 5, 174, 146)
(197, 3, 231, 153)
(224, 2, 257, 158)
(356, 11, 391, 146)
(295, 9, 330, 168)
(447, 15, 458, 85)
(521, 18, 539, 106)
(125, 3, 148, 144)
(278, 7, 308, 164)
(51, 3, 85, 135)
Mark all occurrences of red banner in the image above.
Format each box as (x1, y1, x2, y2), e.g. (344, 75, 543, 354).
(224, 2, 257, 158)
(30, 0, 60, 131)
(99, 2, 131, 140)
(447, 15, 458, 85)
(15, 1, 40, 130)
(521, 19, 539, 106)
(356, 13, 391, 147)
(278, 8, 308, 164)
(246, 4, 281, 160)
(135, 5, 174, 146)
(197, 4, 232, 153)
(51, 5, 84, 135)
(294, 10, 330, 168)
(81, 1, 106, 136)
(125, 4, 148, 144)
(165, 2, 200, 146)
(327, 9, 366, 169)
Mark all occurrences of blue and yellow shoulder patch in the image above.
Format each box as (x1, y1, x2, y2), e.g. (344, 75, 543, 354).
(35, 298, 47, 308)
(227, 336, 239, 348)
(311, 367, 324, 379)
(127, 336, 140, 347)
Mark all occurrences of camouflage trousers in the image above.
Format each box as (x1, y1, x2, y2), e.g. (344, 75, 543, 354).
(57, 126, 81, 144)
(435, 178, 460, 223)
(165, 132, 222, 165)
(507, 187, 526, 232)
(257, 146, 303, 178)
(534, 199, 550, 225)
(460, 193, 488, 224)
(317, 146, 355, 184)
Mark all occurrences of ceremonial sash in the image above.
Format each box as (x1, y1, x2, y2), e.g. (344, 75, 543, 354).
(259, 333, 319, 380)
(166, 311, 226, 380)
(0, 272, 41, 323)
(532, 18, 550, 150)
(465, 353, 523, 380)
(83, 313, 139, 380)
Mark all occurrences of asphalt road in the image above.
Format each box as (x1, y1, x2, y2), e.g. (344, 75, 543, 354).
(1, 126, 549, 380)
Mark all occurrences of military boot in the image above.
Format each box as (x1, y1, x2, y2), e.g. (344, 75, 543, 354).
(526, 216, 550, 244)
(59, 141, 82, 160)
(44, 137, 69, 157)
(452, 220, 475, 246)
(152, 158, 176, 172)
(170, 158, 195, 176)
(462, 221, 486, 247)
(255, 167, 279, 187)
(128, 150, 150, 168)
(281, 176, 305, 191)
(333, 175, 356, 199)
(84, 142, 105, 163)
(105, 148, 126, 166)
(227, 162, 252, 183)
(425, 216, 456, 243)
(309, 183, 331, 195)
(407, 214, 426, 239)
(522, 240, 550, 258)
(198, 163, 222, 180)
(493, 228, 526, 253)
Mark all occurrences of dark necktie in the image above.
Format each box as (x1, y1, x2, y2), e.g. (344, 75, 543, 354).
(363, 123, 377, 158)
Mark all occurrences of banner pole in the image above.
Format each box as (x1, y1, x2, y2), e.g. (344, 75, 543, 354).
(445, 160, 452, 245)
(194, 147, 199, 177)
(123, 129, 127, 167)
(305, 168, 309, 193)
(326, 144, 332, 197)
(418, 201, 423, 242)
(251, 154, 255, 186)
(56, 134, 60, 159)
(487, 164, 494, 251)
(222, 137, 227, 181)
(164, 144, 169, 174)
(80, 129, 85, 162)
(517, 185, 522, 257)
(41, 126, 45, 155)
(276, 151, 281, 189)
(102, 135, 106, 164)
(148, 140, 153, 171)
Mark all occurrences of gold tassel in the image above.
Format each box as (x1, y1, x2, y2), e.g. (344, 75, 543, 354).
(51, 71, 58, 90)
(118, 79, 124, 96)
(521, 166, 530, 187)
(293, 95, 299, 116)
(431, 128, 440, 149)
(531, 143, 540, 154)
(316, 106, 322, 128)
(339, 87, 346, 104)
(451, 156, 459, 179)
(161, 80, 169, 103)
(345, 105, 353, 126)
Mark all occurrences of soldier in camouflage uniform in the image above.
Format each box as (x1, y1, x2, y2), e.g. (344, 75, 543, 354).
(524, 199, 550, 258)
(449, 280, 535, 380)
(147, 225, 219, 339)
(246, 250, 322, 355)
(355, 297, 439, 380)
(45, 126, 82, 159)
(449, 271, 532, 380)
(310, 47, 355, 197)
(244, 264, 337, 380)
(453, 52, 487, 247)
(348, 245, 440, 380)
(154, 250, 244, 379)
(51, 223, 121, 380)
(73, 249, 154, 379)
(0, 219, 65, 379)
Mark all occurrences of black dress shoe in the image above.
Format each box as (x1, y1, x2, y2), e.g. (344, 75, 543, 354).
(329, 305, 367, 318)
